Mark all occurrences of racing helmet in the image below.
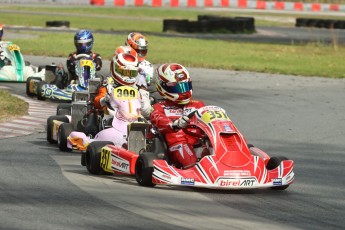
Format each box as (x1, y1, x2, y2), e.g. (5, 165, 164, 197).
(114, 45, 138, 59)
(125, 32, 148, 62)
(155, 63, 193, 105)
(110, 53, 139, 86)
(0, 24, 3, 41)
(74, 30, 94, 54)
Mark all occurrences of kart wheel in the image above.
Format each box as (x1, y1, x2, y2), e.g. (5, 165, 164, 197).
(135, 152, 156, 187)
(81, 152, 86, 166)
(26, 77, 41, 97)
(85, 141, 113, 175)
(37, 81, 47, 101)
(56, 103, 72, 115)
(266, 156, 290, 190)
(57, 123, 73, 152)
(47, 115, 69, 144)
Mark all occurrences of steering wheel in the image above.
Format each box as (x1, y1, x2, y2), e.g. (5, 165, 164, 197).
(75, 53, 90, 59)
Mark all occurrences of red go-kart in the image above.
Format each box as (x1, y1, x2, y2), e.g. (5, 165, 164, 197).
(84, 105, 294, 190)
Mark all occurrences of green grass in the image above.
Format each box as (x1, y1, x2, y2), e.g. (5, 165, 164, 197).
(0, 89, 28, 121)
(12, 31, 345, 78)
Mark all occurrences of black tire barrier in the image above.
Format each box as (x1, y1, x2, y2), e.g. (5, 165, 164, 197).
(163, 15, 255, 34)
(46, 21, 70, 28)
(296, 18, 345, 29)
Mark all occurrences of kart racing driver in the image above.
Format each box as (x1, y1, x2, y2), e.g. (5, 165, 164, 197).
(125, 32, 153, 90)
(150, 63, 209, 169)
(67, 29, 102, 82)
(67, 52, 151, 149)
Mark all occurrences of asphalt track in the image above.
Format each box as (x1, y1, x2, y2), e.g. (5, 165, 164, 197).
(0, 56, 344, 229)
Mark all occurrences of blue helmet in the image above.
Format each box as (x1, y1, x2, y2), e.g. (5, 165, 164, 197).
(74, 30, 94, 54)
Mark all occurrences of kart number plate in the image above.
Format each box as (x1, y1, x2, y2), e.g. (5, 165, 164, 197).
(201, 110, 230, 123)
(7, 44, 20, 51)
(113, 86, 138, 100)
(80, 60, 93, 67)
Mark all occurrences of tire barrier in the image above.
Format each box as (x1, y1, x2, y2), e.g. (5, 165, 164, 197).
(46, 21, 70, 28)
(296, 18, 345, 29)
(163, 15, 255, 33)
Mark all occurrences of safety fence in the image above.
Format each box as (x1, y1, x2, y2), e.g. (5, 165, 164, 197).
(90, 0, 345, 12)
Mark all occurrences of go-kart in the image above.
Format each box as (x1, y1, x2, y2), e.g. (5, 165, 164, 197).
(46, 78, 101, 151)
(26, 63, 69, 97)
(0, 41, 43, 82)
(65, 84, 149, 156)
(26, 54, 96, 101)
(84, 105, 294, 190)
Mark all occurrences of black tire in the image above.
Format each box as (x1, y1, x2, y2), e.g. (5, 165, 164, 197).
(26, 77, 42, 96)
(266, 156, 290, 190)
(37, 81, 47, 101)
(57, 123, 73, 152)
(46, 21, 70, 28)
(135, 152, 157, 187)
(81, 153, 86, 166)
(47, 115, 69, 144)
(85, 141, 113, 175)
(56, 103, 72, 115)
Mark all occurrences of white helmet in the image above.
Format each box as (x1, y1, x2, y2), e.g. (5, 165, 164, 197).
(110, 53, 139, 86)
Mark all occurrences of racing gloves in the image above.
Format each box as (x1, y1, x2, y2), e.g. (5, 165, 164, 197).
(0, 50, 5, 61)
(173, 116, 190, 129)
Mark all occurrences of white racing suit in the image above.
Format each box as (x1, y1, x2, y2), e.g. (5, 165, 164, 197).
(136, 59, 153, 89)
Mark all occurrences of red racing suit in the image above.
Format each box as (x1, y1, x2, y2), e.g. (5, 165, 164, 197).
(150, 99, 205, 168)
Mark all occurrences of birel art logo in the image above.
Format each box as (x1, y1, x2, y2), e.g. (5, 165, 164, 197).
(218, 178, 257, 187)
(181, 178, 195, 185)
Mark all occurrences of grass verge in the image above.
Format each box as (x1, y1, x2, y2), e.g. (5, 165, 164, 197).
(0, 89, 29, 122)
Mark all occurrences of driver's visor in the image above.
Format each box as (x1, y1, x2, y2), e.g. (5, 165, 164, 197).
(114, 63, 138, 78)
(162, 81, 192, 94)
(74, 39, 93, 48)
(135, 48, 147, 57)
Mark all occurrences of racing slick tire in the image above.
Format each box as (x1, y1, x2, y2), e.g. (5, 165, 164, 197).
(56, 103, 72, 115)
(26, 77, 42, 97)
(135, 152, 157, 187)
(266, 156, 290, 190)
(47, 115, 69, 144)
(86, 141, 113, 175)
(81, 152, 86, 166)
(37, 81, 47, 101)
(57, 123, 73, 152)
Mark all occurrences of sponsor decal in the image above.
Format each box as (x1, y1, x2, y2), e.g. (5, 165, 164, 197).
(223, 124, 233, 132)
(165, 108, 183, 116)
(273, 178, 283, 186)
(170, 144, 182, 152)
(184, 144, 194, 157)
(182, 108, 194, 116)
(218, 177, 256, 187)
(181, 178, 195, 185)
(113, 156, 130, 173)
(224, 170, 251, 176)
